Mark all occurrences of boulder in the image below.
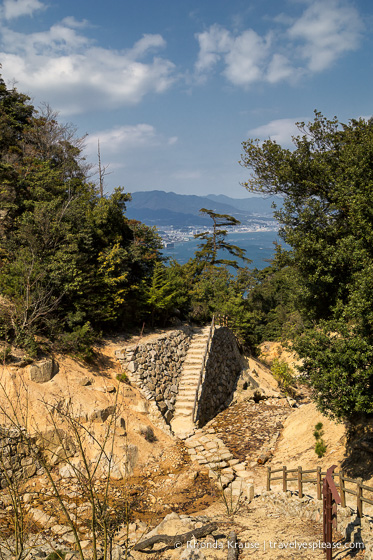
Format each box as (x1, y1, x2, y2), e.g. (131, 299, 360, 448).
(90, 405, 116, 422)
(29, 359, 59, 383)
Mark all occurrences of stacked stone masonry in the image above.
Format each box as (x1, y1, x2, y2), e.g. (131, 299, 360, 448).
(115, 328, 193, 423)
(0, 427, 41, 489)
(196, 327, 242, 427)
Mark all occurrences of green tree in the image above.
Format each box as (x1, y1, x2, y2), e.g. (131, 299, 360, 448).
(240, 111, 373, 419)
(194, 208, 251, 269)
(0, 77, 163, 353)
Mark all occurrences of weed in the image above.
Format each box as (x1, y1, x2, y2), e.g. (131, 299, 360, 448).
(116, 372, 128, 383)
(0, 346, 11, 363)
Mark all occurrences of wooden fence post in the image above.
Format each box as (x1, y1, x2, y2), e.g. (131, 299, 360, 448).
(298, 466, 303, 498)
(283, 466, 287, 492)
(267, 467, 271, 491)
(356, 477, 363, 517)
(339, 470, 346, 508)
(317, 466, 322, 500)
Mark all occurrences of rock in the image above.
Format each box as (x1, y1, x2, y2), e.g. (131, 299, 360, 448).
(130, 401, 148, 413)
(165, 410, 173, 423)
(59, 464, 76, 478)
(180, 549, 206, 560)
(30, 508, 54, 526)
(76, 376, 92, 386)
(145, 512, 194, 538)
(128, 361, 137, 373)
(157, 401, 167, 413)
(111, 545, 122, 560)
(29, 359, 58, 383)
(95, 384, 116, 393)
(124, 444, 138, 474)
(22, 464, 37, 478)
(90, 405, 116, 422)
(51, 524, 72, 536)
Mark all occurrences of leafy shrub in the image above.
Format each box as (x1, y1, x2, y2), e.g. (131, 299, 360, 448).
(271, 358, 295, 395)
(116, 372, 128, 383)
(56, 322, 97, 360)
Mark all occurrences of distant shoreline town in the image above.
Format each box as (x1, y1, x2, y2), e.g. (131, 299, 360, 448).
(158, 221, 278, 248)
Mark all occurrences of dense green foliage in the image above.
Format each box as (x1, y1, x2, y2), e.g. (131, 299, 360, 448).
(0, 78, 162, 355)
(241, 111, 373, 419)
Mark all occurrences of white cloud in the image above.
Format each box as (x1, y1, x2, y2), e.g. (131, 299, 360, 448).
(0, 19, 176, 114)
(288, 0, 363, 71)
(223, 30, 271, 86)
(2, 0, 45, 19)
(248, 118, 310, 147)
(195, 25, 271, 86)
(266, 54, 296, 84)
(195, 0, 363, 87)
(85, 124, 177, 157)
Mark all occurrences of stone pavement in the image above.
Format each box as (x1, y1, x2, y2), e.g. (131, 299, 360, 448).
(183, 428, 254, 503)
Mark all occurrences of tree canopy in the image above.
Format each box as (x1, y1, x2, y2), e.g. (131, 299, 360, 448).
(0, 77, 162, 356)
(240, 111, 373, 419)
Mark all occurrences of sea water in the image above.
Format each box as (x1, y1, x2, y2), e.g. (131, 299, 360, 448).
(161, 230, 284, 270)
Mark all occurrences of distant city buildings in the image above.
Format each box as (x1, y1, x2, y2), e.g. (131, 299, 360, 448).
(159, 222, 278, 247)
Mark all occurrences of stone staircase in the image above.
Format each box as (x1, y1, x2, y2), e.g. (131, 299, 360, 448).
(170, 326, 211, 437)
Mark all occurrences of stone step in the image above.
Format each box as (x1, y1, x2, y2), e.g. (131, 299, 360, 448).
(175, 400, 195, 408)
(183, 360, 203, 366)
(172, 408, 194, 417)
(178, 393, 197, 400)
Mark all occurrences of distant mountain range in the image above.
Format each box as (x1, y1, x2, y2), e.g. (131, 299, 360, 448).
(125, 190, 282, 227)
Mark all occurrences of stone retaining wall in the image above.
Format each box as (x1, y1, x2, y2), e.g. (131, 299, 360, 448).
(196, 327, 242, 427)
(260, 490, 373, 559)
(0, 427, 41, 489)
(115, 327, 193, 422)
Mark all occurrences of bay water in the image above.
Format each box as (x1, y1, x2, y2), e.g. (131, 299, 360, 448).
(161, 230, 284, 270)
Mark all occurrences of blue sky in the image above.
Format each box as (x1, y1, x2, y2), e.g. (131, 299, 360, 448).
(0, 0, 372, 197)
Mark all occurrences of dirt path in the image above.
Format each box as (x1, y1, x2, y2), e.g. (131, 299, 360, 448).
(138, 498, 364, 560)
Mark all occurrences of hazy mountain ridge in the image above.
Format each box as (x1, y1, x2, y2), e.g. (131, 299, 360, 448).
(126, 190, 281, 226)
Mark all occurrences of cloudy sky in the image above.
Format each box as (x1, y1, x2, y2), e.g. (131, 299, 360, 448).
(0, 0, 371, 197)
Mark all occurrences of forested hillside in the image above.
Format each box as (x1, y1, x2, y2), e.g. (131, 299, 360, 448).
(0, 77, 372, 424)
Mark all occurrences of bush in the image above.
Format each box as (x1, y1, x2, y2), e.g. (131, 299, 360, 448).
(116, 372, 128, 383)
(271, 358, 295, 395)
(313, 422, 327, 457)
(56, 322, 97, 360)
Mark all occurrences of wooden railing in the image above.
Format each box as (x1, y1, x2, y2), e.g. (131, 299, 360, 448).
(267, 465, 373, 517)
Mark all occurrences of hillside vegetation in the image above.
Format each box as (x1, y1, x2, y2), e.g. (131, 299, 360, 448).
(0, 77, 373, 423)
